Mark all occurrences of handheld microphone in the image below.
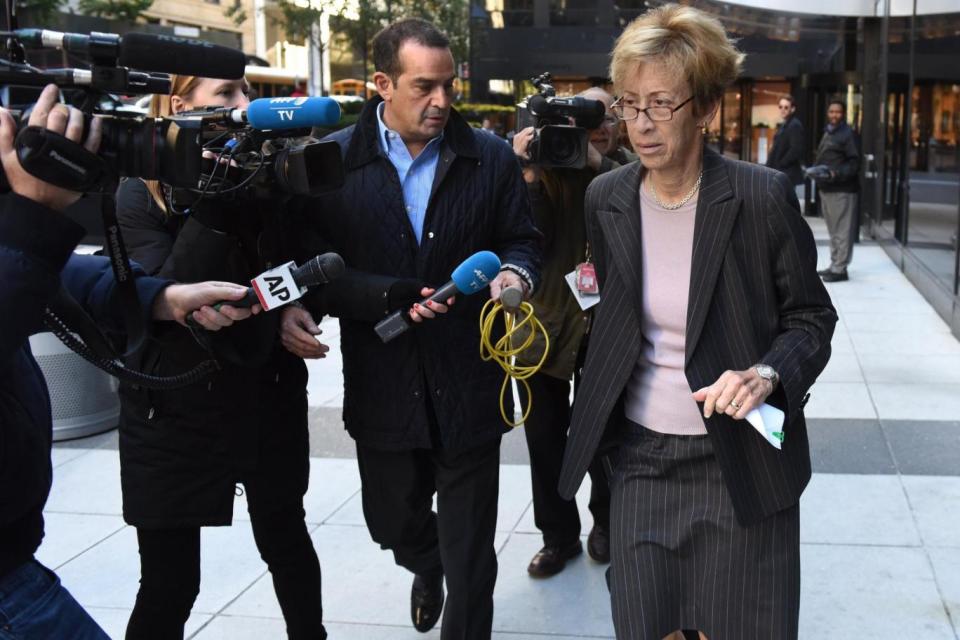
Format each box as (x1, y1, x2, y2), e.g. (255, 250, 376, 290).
(187, 253, 345, 328)
(12, 29, 247, 79)
(215, 97, 342, 131)
(499, 286, 524, 311)
(374, 251, 502, 344)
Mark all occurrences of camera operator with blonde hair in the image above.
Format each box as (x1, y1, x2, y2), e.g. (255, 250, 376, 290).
(115, 75, 328, 640)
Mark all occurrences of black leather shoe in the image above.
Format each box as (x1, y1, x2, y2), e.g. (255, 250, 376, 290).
(821, 270, 849, 283)
(411, 573, 444, 633)
(527, 539, 583, 578)
(587, 525, 610, 564)
(816, 268, 832, 276)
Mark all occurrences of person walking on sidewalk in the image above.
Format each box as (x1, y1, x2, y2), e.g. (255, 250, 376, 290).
(511, 87, 631, 578)
(280, 18, 540, 639)
(557, 6, 837, 638)
(812, 99, 860, 282)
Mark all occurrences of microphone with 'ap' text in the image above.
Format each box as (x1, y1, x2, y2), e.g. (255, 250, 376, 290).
(186, 253, 345, 329)
(374, 250, 502, 344)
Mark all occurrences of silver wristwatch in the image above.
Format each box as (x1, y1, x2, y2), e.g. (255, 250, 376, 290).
(753, 364, 779, 390)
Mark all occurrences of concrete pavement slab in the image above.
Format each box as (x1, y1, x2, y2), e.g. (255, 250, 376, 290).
(799, 544, 955, 639)
(799, 474, 921, 546)
(900, 476, 960, 548)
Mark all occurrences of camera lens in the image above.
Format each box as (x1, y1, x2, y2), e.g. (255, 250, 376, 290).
(538, 126, 585, 168)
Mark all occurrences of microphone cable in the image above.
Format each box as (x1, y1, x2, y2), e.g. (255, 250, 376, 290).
(478, 288, 550, 428)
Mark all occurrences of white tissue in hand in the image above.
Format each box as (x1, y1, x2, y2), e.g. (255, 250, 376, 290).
(745, 403, 785, 450)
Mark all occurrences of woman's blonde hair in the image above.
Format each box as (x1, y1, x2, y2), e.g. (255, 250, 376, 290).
(610, 4, 744, 115)
(144, 74, 204, 212)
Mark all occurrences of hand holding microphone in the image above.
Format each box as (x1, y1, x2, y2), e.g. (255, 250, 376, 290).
(185, 253, 345, 329)
(374, 251, 502, 343)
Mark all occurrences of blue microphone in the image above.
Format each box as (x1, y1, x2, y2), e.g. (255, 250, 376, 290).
(225, 96, 342, 130)
(374, 251, 502, 343)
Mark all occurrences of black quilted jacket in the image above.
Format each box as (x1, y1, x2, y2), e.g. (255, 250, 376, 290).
(297, 97, 541, 453)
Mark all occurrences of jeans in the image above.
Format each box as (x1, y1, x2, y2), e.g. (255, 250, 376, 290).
(0, 559, 109, 640)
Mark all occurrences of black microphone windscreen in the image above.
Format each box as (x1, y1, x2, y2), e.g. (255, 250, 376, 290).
(527, 94, 549, 115)
(293, 253, 345, 288)
(119, 33, 247, 79)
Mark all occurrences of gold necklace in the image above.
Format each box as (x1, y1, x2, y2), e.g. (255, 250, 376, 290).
(649, 170, 703, 210)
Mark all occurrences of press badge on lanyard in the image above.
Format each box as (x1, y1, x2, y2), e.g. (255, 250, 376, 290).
(575, 262, 598, 294)
(565, 249, 600, 311)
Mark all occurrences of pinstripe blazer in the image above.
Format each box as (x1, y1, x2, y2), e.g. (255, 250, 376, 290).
(558, 146, 837, 526)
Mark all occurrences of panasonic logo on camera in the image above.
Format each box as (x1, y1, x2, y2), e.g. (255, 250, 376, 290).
(48, 150, 87, 176)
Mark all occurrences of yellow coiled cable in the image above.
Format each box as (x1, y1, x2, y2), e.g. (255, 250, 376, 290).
(479, 296, 550, 428)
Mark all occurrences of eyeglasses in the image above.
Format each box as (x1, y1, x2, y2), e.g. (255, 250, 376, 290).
(612, 95, 694, 122)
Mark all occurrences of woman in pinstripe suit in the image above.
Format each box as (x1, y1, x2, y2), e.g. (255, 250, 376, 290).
(557, 5, 837, 639)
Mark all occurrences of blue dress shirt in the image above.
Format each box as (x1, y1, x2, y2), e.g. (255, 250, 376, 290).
(376, 103, 444, 244)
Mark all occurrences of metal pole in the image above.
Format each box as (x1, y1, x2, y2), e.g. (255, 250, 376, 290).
(877, 0, 890, 227)
(899, 0, 916, 245)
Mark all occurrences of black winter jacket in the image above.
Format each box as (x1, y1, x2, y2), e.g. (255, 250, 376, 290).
(297, 98, 541, 454)
(116, 179, 308, 528)
(766, 115, 805, 185)
(1, 193, 168, 578)
(815, 122, 860, 193)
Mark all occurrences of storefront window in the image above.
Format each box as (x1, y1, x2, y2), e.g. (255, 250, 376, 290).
(750, 81, 791, 165)
(549, 0, 598, 26)
(907, 82, 960, 293)
(722, 87, 742, 160)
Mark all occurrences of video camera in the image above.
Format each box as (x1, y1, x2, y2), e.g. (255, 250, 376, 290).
(0, 28, 345, 200)
(515, 72, 606, 170)
(0, 21, 346, 389)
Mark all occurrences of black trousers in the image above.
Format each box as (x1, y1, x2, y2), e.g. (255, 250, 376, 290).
(521, 356, 611, 547)
(356, 437, 501, 640)
(125, 430, 324, 640)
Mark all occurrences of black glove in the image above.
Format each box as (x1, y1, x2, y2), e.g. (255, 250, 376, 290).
(804, 164, 833, 182)
(388, 278, 425, 312)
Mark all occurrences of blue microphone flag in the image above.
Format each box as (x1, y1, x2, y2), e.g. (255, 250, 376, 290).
(451, 251, 501, 295)
(245, 96, 342, 130)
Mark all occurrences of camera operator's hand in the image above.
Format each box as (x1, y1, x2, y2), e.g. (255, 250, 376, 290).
(280, 305, 330, 359)
(154, 282, 260, 330)
(0, 84, 102, 212)
(586, 141, 604, 172)
(512, 127, 542, 184)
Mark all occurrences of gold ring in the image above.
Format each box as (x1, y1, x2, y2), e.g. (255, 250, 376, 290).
(730, 400, 741, 410)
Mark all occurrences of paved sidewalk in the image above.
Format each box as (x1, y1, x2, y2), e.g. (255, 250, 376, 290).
(46, 217, 960, 639)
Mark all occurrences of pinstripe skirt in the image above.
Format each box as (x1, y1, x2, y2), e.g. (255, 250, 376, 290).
(608, 423, 800, 640)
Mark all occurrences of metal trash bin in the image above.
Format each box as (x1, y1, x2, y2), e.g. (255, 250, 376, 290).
(28, 332, 119, 442)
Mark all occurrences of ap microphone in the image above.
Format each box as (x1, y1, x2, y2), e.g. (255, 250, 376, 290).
(374, 251, 502, 344)
(217, 97, 342, 131)
(13, 29, 246, 80)
(188, 253, 345, 327)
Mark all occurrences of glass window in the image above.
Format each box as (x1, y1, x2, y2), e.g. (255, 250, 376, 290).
(475, 0, 534, 28)
(908, 82, 960, 293)
(750, 81, 792, 165)
(615, 0, 646, 27)
(549, 0, 598, 26)
(722, 88, 742, 160)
